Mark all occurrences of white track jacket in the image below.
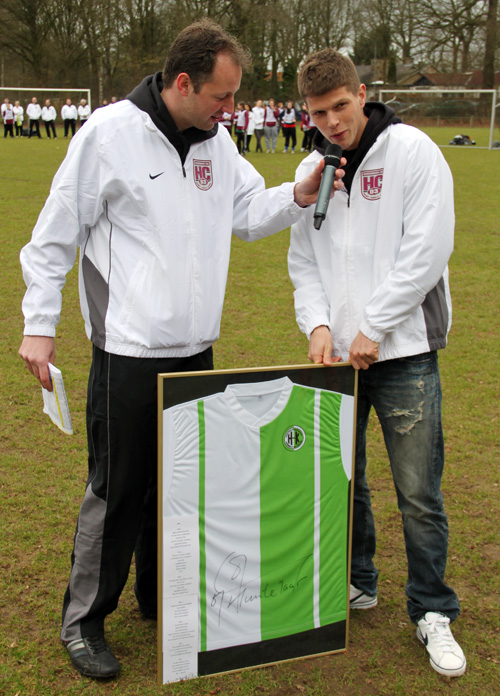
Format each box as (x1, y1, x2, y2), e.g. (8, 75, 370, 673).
(21, 99, 306, 358)
(288, 124, 454, 362)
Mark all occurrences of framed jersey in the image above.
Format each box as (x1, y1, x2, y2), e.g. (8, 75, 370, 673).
(158, 364, 357, 685)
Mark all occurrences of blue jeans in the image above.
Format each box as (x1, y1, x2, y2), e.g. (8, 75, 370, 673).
(351, 351, 461, 623)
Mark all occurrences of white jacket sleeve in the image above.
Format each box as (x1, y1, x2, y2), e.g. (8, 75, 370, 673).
(231, 149, 306, 241)
(20, 130, 108, 336)
(287, 158, 331, 338)
(288, 215, 331, 338)
(359, 137, 454, 342)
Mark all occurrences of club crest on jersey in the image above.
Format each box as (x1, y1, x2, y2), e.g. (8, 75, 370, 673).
(283, 425, 306, 451)
(361, 168, 383, 200)
(193, 159, 213, 191)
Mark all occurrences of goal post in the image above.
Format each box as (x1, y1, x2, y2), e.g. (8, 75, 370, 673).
(378, 88, 498, 150)
(0, 86, 92, 115)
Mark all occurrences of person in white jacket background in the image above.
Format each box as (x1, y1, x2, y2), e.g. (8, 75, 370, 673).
(19, 20, 344, 681)
(26, 96, 42, 138)
(252, 98, 265, 152)
(61, 98, 77, 137)
(77, 98, 91, 127)
(42, 99, 57, 138)
(288, 48, 465, 679)
(13, 100, 24, 136)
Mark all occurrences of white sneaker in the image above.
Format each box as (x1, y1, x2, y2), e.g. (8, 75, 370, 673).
(349, 583, 378, 609)
(416, 612, 466, 677)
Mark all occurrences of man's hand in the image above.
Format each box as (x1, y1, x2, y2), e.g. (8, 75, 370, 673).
(19, 336, 56, 391)
(308, 325, 342, 366)
(349, 331, 380, 370)
(293, 157, 346, 208)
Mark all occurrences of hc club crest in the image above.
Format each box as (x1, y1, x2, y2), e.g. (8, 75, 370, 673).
(361, 168, 383, 200)
(193, 159, 213, 191)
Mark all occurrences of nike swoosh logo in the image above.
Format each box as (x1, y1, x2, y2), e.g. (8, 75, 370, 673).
(149, 172, 164, 180)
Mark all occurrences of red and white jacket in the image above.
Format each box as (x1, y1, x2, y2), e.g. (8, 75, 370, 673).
(264, 106, 279, 126)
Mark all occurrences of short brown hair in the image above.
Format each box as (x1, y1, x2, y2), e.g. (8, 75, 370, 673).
(163, 19, 251, 92)
(298, 48, 360, 99)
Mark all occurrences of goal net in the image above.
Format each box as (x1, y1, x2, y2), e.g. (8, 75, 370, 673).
(378, 88, 498, 150)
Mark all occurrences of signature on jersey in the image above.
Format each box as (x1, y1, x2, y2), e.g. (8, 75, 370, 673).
(209, 551, 311, 624)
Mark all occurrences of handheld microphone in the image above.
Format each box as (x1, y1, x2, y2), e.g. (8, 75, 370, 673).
(313, 143, 342, 230)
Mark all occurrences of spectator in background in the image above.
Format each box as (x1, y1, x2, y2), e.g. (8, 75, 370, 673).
(244, 103, 255, 153)
(27, 97, 42, 138)
(42, 99, 57, 139)
(277, 100, 285, 135)
(264, 98, 279, 153)
(61, 99, 78, 138)
(234, 101, 248, 155)
(1, 98, 9, 119)
(13, 101, 24, 137)
(2, 99, 14, 138)
(307, 110, 317, 150)
(220, 109, 233, 134)
(300, 102, 312, 152)
(252, 99, 265, 152)
(78, 99, 91, 127)
(282, 100, 297, 153)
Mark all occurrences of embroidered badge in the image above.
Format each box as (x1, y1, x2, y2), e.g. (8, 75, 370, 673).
(283, 425, 306, 451)
(193, 159, 213, 191)
(361, 168, 383, 200)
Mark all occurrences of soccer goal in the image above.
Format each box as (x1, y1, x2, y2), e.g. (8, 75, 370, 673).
(379, 88, 498, 150)
(0, 86, 92, 116)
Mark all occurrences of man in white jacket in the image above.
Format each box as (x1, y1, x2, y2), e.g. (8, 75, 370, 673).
(288, 48, 465, 678)
(61, 98, 77, 137)
(41, 99, 57, 138)
(26, 97, 42, 138)
(19, 20, 343, 680)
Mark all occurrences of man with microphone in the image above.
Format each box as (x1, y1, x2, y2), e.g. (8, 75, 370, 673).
(288, 48, 465, 677)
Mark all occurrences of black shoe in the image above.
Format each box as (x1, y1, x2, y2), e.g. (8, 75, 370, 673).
(66, 635, 120, 679)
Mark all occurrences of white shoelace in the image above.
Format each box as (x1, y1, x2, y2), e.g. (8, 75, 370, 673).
(424, 615, 459, 653)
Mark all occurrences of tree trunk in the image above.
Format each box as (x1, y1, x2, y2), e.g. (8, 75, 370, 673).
(483, 0, 498, 89)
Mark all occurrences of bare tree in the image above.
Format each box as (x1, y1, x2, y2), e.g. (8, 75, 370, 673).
(419, 0, 487, 72)
(482, 0, 498, 87)
(48, 0, 88, 86)
(0, 0, 496, 102)
(0, 0, 53, 84)
(390, 0, 431, 63)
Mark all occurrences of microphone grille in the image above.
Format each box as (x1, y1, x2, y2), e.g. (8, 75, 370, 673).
(325, 143, 342, 158)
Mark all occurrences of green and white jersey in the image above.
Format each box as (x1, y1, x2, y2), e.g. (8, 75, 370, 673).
(162, 376, 353, 657)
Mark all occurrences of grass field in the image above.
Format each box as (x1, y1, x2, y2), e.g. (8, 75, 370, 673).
(1, 125, 499, 695)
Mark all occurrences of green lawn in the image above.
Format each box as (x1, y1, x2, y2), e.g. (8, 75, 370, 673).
(1, 127, 499, 694)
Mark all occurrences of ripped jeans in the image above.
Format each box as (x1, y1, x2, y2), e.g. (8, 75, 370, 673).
(351, 351, 461, 623)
